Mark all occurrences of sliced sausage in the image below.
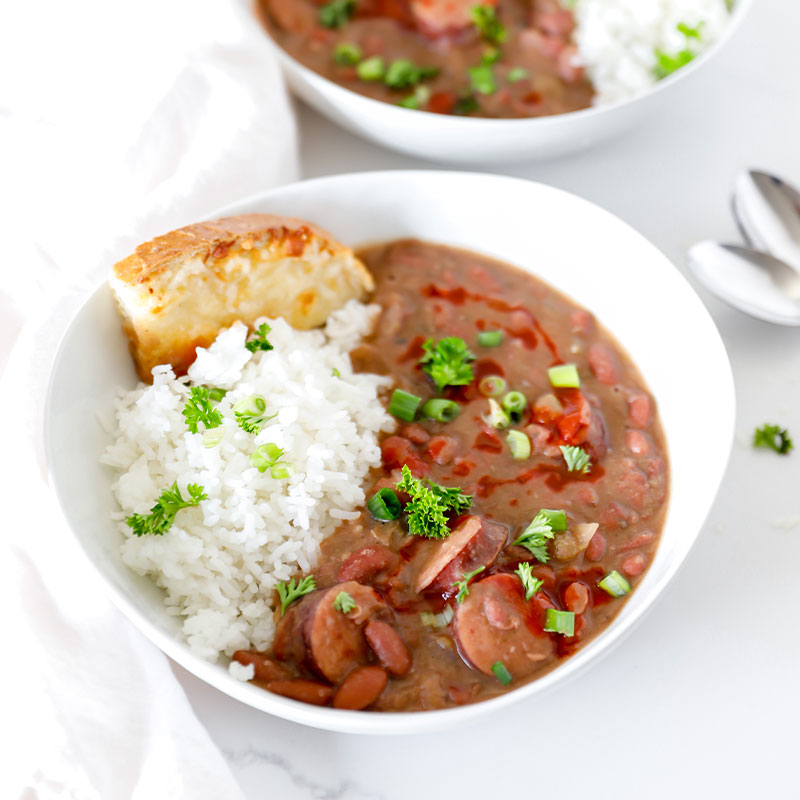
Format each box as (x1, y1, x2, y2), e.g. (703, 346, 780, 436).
(232, 651, 289, 683)
(266, 679, 333, 706)
(364, 620, 412, 676)
(414, 516, 507, 594)
(411, 0, 495, 36)
(305, 582, 386, 683)
(333, 667, 388, 710)
(454, 574, 555, 679)
(337, 546, 399, 583)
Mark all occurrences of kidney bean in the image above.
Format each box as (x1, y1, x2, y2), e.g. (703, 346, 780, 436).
(626, 430, 650, 455)
(232, 651, 288, 683)
(364, 620, 412, 676)
(570, 309, 594, 335)
(267, 679, 333, 706)
(402, 423, 430, 444)
(621, 553, 646, 577)
(381, 436, 429, 475)
(337, 546, 398, 583)
(333, 667, 388, 710)
(588, 342, 620, 386)
(563, 582, 589, 614)
(535, 8, 575, 36)
(584, 530, 606, 561)
(577, 486, 598, 506)
(627, 392, 651, 428)
(621, 531, 654, 551)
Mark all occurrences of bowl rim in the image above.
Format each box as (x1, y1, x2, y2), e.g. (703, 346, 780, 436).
(258, 0, 753, 128)
(44, 169, 736, 734)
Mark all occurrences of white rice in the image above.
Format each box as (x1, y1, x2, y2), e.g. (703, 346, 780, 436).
(101, 300, 395, 662)
(573, 0, 732, 106)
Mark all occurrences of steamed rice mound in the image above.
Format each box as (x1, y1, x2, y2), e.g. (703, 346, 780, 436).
(101, 300, 395, 661)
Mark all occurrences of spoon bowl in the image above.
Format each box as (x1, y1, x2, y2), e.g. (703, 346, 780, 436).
(733, 171, 800, 272)
(688, 241, 800, 326)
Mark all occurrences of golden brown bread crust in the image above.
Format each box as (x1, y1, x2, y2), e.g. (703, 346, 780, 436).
(111, 214, 374, 382)
(114, 214, 346, 284)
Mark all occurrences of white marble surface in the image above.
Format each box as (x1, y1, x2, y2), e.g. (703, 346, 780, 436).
(171, 0, 800, 796)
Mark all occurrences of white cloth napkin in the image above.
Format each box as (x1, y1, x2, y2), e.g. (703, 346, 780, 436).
(1, 0, 298, 796)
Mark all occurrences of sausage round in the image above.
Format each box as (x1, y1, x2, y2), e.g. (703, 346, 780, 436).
(454, 573, 555, 679)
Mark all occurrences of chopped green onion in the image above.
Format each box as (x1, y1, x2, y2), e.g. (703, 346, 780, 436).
(333, 590, 357, 613)
(544, 608, 575, 636)
(420, 606, 454, 628)
(207, 387, 227, 403)
(598, 570, 631, 598)
(485, 398, 510, 429)
(469, 64, 496, 95)
(501, 391, 527, 421)
(507, 67, 528, 83)
(491, 660, 513, 685)
(234, 394, 266, 417)
(398, 85, 431, 110)
(482, 46, 500, 65)
(421, 398, 461, 423)
(331, 367, 341, 378)
(478, 375, 507, 397)
(506, 430, 531, 460)
(250, 442, 285, 473)
(202, 428, 225, 448)
(538, 508, 567, 531)
(367, 487, 402, 521)
(388, 388, 421, 422)
(357, 56, 385, 81)
(384, 59, 438, 89)
(269, 464, 291, 480)
(548, 363, 581, 388)
(333, 42, 362, 65)
(560, 445, 592, 473)
(477, 330, 504, 347)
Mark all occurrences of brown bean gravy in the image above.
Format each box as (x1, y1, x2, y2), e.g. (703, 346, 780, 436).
(234, 240, 669, 712)
(257, 0, 593, 118)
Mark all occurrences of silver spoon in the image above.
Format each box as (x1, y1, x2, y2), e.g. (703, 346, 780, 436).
(732, 170, 800, 272)
(687, 241, 800, 326)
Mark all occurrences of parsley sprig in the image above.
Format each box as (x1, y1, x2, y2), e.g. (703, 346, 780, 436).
(420, 336, 476, 392)
(183, 386, 226, 434)
(333, 590, 357, 613)
(753, 424, 794, 455)
(470, 5, 506, 44)
(319, 0, 355, 28)
(245, 323, 274, 354)
(514, 561, 544, 600)
(653, 21, 704, 79)
(126, 482, 207, 537)
(560, 445, 592, 474)
(395, 464, 472, 539)
(276, 575, 317, 615)
(454, 566, 486, 603)
(512, 510, 557, 563)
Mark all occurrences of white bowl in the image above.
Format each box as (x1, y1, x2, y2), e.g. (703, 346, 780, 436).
(261, 0, 752, 164)
(46, 171, 734, 734)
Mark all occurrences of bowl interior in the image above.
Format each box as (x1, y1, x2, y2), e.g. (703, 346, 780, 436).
(46, 171, 735, 733)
